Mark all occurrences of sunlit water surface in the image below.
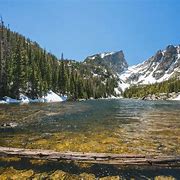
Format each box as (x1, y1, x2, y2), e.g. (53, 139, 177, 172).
(0, 99, 180, 179)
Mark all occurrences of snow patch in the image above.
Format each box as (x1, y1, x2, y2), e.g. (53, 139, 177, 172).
(3, 96, 20, 103)
(0, 91, 67, 104)
(0, 100, 7, 104)
(43, 91, 67, 102)
(89, 56, 96, 60)
(19, 94, 30, 104)
(114, 87, 121, 95)
(88, 52, 116, 60)
(117, 80, 130, 92)
(100, 52, 115, 58)
(171, 94, 180, 100)
(177, 53, 180, 59)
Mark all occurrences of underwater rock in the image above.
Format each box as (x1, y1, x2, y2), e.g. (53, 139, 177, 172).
(0, 167, 34, 179)
(79, 172, 96, 179)
(32, 172, 49, 180)
(154, 176, 175, 180)
(41, 133, 53, 139)
(1, 122, 18, 128)
(49, 170, 79, 180)
(99, 176, 121, 180)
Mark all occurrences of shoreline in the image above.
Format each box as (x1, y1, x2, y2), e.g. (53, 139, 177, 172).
(0, 90, 67, 104)
(1, 92, 180, 105)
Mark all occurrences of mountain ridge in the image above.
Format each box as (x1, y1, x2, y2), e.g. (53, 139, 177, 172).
(0, 21, 118, 100)
(118, 45, 180, 92)
(84, 50, 128, 75)
(83, 45, 180, 95)
(0, 20, 180, 100)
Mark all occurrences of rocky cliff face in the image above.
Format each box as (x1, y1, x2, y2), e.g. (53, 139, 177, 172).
(85, 51, 128, 74)
(84, 45, 180, 95)
(119, 45, 180, 87)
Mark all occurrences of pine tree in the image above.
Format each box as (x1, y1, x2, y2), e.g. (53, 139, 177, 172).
(0, 17, 7, 98)
(0, 20, 121, 100)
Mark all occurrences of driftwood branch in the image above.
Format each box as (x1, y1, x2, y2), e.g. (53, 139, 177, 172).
(0, 146, 179, 167)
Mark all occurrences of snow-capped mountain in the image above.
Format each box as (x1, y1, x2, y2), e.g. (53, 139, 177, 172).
(88, 52, 116, 59)
(84, 45, 180, 95)
(85, 50, 128, 74)
(119, 45, 180, 91)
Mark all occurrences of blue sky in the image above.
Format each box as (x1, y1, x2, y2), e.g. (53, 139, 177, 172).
(1, 0, 180, 65)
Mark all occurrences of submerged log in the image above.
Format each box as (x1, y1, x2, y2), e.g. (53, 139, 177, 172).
(0, 146, 179, 167)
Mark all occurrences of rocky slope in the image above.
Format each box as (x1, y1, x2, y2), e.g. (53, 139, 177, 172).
(0, 21, 121, 100)
(119, 45, 180, 91)
(85, 45, 180, 95)
(141, 92, 180, 101)
(84, 50, 128, 74)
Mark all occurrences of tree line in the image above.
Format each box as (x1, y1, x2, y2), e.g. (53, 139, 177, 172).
(123, 77, 180, 98)
(0, 20, 118, 100)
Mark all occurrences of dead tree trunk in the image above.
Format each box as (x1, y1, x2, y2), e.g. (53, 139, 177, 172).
(0, 146, 179, 167)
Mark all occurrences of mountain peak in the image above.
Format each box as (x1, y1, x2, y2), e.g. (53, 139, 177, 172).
(85, 50, 128, 74)
(119, 44, 180, 89)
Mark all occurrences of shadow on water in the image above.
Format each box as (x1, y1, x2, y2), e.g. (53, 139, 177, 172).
(0, 158, 180, 179)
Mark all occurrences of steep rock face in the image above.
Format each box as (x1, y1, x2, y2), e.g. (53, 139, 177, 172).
(84, 45, 180, 95)
(85, 51, 128, 74)
(119, 45, 180, 87)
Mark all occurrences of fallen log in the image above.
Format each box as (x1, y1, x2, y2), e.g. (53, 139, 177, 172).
(0, 146, 179, 167)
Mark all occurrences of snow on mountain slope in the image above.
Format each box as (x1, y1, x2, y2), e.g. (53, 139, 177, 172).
(88, 52, 116, 60)
(118, 45, 180, 91)
(85, 50, 128, 74)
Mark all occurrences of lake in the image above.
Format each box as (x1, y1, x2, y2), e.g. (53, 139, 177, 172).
(0, 99, 180, 179)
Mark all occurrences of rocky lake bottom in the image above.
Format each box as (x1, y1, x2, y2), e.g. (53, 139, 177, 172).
(0, 99, 180, 179)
